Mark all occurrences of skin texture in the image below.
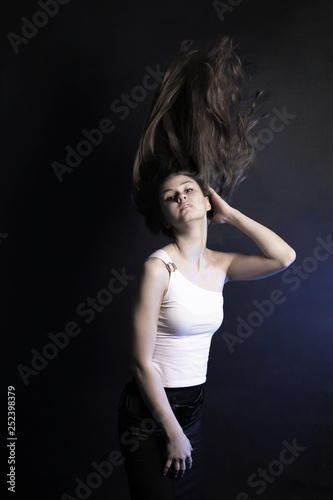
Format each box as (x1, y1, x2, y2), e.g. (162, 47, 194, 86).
(130, 174, 296, 478)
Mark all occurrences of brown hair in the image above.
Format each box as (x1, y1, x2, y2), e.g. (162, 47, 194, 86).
(132, 36, 262, 235)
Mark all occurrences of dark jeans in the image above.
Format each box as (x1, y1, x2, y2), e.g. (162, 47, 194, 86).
(117, 378, 206, 500)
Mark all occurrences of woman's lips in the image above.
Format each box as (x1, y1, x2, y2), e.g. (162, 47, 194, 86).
(180, 203, 191, 211)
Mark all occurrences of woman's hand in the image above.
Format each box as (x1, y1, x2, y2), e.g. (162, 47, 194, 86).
(208, 187, 232, 224)
(163, 431, 193, 478)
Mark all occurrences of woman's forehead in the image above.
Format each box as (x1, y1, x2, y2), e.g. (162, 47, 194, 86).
(160, 174, 197, 192)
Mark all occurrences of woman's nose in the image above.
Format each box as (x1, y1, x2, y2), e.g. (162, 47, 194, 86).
(178, 193, 186, 202)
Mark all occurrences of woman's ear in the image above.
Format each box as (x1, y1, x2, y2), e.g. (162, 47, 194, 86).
(163, 219, 171, 229)
(206, 195, 213, 220)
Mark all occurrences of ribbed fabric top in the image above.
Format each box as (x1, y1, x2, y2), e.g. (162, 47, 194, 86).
(146, 249, 224, 387)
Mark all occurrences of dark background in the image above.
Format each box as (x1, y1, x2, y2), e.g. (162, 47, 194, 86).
(1, 0, 333, 499)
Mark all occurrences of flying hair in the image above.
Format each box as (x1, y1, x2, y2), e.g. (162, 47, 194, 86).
(132, 36, 263, 235)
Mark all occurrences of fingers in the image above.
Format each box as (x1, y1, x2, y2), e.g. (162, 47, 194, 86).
(163, 455, 193, 478)
(162, 459, 172, 477)
(186, 455, 193, 470)
(163, 437, 193, 478)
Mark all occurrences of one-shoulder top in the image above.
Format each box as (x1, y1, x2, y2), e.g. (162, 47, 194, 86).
(146, 249, 224, 387)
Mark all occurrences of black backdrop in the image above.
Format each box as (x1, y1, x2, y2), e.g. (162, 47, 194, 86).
(1, 1, 333, 499)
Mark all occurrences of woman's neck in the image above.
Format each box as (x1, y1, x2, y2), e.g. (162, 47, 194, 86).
(171, 220, 208, 271)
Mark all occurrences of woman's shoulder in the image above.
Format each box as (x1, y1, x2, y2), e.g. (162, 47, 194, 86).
(143, 247, 172, 274)
(159, 244, 177, 257)
(206, 248, 234, 271)
(139, 255, 170, 292)
(146, 245, 173, 262)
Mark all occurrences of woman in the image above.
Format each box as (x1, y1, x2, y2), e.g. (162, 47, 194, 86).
(117, 37, 296, 499)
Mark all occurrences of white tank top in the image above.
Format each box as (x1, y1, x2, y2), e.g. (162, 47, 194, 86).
(146, 249, 224, 388)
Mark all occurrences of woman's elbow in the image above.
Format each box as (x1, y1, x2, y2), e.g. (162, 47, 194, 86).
(280, 247, 296, 269)
(130, 356, 143, 374)
(130, 356, 153, 377)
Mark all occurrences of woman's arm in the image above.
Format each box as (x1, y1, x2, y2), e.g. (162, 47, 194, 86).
(130, 258, 193, 477)
(208, 187, 296, 281)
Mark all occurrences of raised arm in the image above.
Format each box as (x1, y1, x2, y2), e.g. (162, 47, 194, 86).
(130, 257, 193, 477)
(208, 187, 296, 281)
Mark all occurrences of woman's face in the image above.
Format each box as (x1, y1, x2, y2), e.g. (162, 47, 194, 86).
(159, 174, 211, 231)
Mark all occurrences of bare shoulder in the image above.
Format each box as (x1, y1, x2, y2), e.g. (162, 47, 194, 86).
(207, 248, 234, 272)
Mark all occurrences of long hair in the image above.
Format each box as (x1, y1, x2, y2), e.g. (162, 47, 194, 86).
(132, 36, 262, 235)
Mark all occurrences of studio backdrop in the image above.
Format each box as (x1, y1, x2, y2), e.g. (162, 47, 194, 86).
(1, 0, 333, 499)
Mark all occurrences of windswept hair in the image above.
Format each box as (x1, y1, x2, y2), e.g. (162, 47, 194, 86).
(132, 36, 262, 235)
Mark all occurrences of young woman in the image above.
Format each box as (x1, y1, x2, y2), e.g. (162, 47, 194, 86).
(117, 37, 296, 500)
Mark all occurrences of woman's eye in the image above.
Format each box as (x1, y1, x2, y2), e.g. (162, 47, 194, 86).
(164, 188, 192, 202)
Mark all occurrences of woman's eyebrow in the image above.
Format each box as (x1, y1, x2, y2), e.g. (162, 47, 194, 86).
(161, 181, 192, 195)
